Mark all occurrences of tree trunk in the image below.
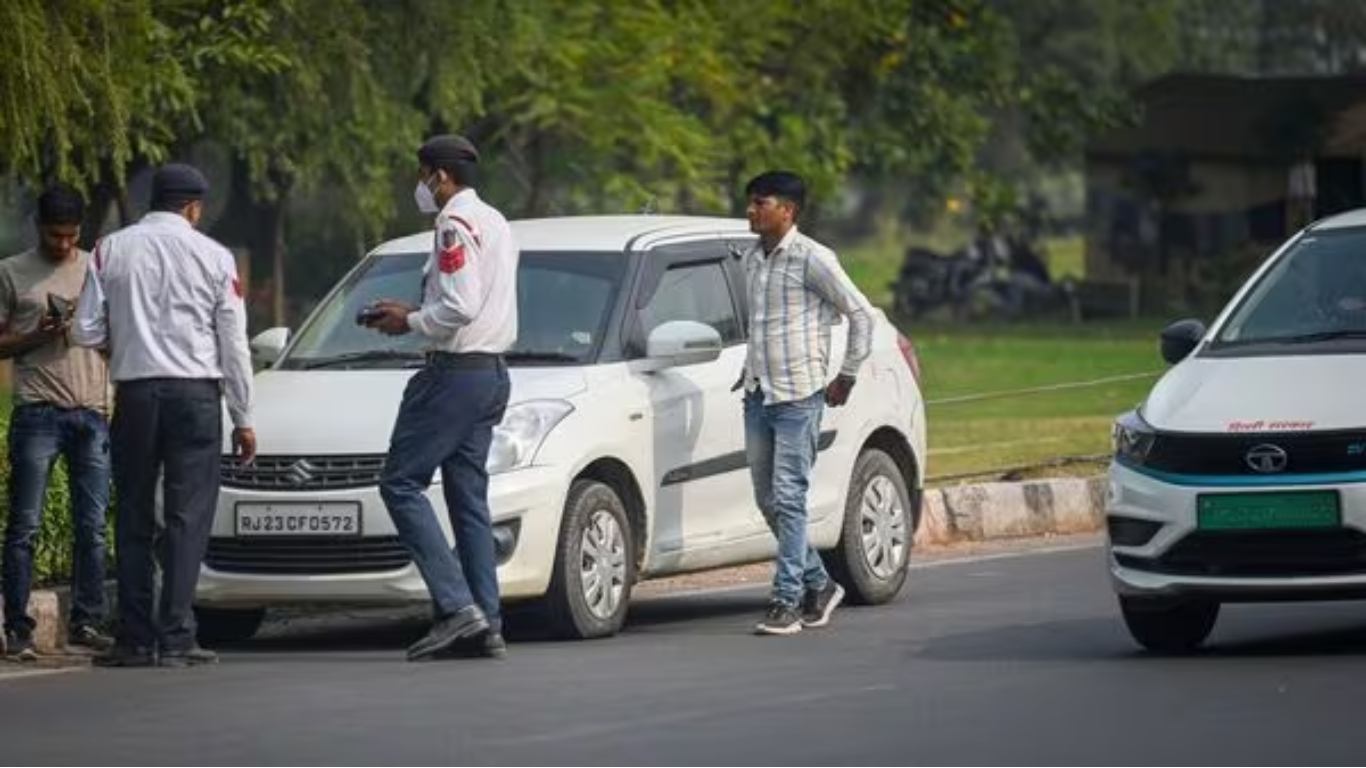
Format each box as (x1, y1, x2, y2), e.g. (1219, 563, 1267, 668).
(523, 132, 548, 217)
(115, 185, 133, 227)
(82, 182, 117, 248)
(267, 193, 288, 327)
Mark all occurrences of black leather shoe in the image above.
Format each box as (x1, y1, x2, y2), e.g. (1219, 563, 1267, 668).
(406, 606, 489, 662)
(92, 645, 158, 668)
(158, 646, 219, 667)
(480, 632, 508, 660)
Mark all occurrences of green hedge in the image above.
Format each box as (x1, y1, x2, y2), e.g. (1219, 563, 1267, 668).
(0, 404, 117, 587)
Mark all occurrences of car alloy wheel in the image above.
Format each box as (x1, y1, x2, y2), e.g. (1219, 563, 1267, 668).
(579, 508, 628, 621)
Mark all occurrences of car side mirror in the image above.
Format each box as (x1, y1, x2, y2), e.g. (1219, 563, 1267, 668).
(639, 320, 722, 372)
(250, 327, 291, 366)
(1159, 319, 1206, 365)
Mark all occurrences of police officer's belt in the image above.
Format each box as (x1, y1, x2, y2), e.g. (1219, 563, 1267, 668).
(424, 351, 504, 369)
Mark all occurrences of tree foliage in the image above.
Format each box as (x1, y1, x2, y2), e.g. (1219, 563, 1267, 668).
(4, 0, 1365, 316)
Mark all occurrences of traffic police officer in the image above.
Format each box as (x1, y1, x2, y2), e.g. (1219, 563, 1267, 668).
(363, 134, 519, 661)
(72, 163, 256, 667)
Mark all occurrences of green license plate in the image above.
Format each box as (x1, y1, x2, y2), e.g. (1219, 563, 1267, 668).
(1197, 491, 1341, 530)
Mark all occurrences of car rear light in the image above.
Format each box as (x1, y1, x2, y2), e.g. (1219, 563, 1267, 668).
(896, 332, 921, 386)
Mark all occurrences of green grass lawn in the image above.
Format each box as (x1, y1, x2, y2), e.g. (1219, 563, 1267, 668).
(906, 319, 1167, 486)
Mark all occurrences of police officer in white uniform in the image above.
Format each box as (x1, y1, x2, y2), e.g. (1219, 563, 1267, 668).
(72, 163, 256, 667)
(363, 134, 518, 661)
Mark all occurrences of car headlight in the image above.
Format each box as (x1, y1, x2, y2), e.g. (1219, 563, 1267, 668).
(1112, 410, 1157, 466)
(486, 400, 574, 474)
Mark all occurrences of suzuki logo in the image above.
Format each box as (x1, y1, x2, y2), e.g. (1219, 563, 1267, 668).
(285, 459, 317, 487)
(1245, 444, 1289, 474)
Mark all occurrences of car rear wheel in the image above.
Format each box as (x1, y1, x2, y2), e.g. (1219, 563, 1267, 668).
(824, 448, 912, 605)
(194, 606, 266, 645)
(1119, 596, 1219, 654)
(544, 479, 636, 639)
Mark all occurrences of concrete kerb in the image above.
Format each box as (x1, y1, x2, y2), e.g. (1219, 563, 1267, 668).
(916, 475, 1106, 547)
(1, 588, 65, 657)
(7, 476, 1109, 657)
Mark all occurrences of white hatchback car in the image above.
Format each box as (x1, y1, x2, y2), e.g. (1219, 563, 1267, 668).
(195, 215, 927, 642)
(1108, 207, 1366, 652)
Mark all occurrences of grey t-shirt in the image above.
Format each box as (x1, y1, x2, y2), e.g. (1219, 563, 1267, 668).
(0, 248, 110, 414)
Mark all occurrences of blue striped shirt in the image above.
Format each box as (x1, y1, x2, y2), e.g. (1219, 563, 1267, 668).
(743, 227, 875, 403)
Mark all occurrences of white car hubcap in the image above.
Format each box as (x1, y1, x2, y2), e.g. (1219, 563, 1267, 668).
(579, 509, 627, 620)
(859, 474, 907, 579)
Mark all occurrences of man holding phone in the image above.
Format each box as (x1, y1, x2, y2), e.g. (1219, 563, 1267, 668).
(360, 134, 519, 662)
(0, 184, 114, 660)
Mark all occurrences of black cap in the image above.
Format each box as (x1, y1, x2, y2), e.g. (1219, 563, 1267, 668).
(151, 163, 209, 210)
(417, 135, 480, 173)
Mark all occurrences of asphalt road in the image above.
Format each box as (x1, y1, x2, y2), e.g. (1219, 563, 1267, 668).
(5, 540, 1366, 765)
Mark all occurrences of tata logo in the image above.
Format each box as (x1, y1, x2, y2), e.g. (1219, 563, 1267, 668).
(1245, 444, 1289, 474)
(285, 459, 317, 487)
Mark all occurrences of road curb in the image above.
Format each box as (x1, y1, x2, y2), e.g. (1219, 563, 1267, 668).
(1, 589, 64, 655)
(917, 475, 1106, 547)
(8, 476, 1109, 656)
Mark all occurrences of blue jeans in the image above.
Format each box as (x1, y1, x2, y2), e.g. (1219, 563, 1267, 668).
(3, 403, 111, 637)
(379, 362, 510, 629)
(744, 389, 830, 608)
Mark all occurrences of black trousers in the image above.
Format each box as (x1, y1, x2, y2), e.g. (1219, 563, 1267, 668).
(111, 378, 222, 651)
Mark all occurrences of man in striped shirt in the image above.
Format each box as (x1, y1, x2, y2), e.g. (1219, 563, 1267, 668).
(741, 170, 875, 636)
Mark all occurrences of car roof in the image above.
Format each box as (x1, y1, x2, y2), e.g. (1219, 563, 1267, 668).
(371, 214, 753, 256)
(1310, 208, 1366, 231)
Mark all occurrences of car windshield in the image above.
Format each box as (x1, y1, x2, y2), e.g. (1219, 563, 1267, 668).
(1214, 226, 1366, 347)
(280, 249, 626, 369)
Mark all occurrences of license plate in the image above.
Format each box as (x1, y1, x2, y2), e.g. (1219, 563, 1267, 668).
(235, 502, 362, 537)
(1196, 491, 1341, 530)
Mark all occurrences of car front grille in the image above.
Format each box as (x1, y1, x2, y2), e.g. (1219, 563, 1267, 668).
(1117, 529, 1366, 577)
(205, 536, 411, 575)
(221, 454, 386, 491)
(1142, 430, 1366, 476)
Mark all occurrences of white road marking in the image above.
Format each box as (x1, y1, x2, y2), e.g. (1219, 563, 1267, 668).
(0, 665, 85, 683)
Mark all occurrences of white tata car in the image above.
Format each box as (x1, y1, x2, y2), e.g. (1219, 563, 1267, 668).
(195, 215, 927, 642)
(1108, 207, 1366, 653)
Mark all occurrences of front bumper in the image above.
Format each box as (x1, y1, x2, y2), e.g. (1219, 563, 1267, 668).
(1107, 461, 1366, 602)
(196, 463, 566, 608)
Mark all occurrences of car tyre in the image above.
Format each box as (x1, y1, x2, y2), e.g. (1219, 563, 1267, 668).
(545, 479, 636, 639)
(1119, 596, 1219, 654)
(824, 448, 912, 605)
(193, 606, 266, 645)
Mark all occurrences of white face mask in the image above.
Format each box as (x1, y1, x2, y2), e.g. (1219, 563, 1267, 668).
(413, 175, 439, 214)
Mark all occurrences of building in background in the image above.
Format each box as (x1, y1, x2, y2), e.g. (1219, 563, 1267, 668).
(1086, 73, 1366, 314)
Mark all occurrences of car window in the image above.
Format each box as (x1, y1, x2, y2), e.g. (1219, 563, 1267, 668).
(1216, 226, 1366, 345)
(280, 250, 625, 369)
(638, 261, 742, 344)
(516, 257, 622, 360)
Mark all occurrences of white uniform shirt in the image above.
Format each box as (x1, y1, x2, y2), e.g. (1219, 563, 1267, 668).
(406, 188, 518, 353)
(743, 226, 875, 404)
(72, 211, 254, 428)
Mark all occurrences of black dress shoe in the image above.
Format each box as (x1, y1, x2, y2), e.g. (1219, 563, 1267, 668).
(434, 630, 508, 660)
(92, 645, 158, 668)
(480, 632, 508, 659)
(159, 646, 219, 667)
(406, 606, 489, 661)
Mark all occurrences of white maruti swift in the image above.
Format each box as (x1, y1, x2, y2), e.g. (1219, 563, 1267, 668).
(193, 215, 927, 643)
